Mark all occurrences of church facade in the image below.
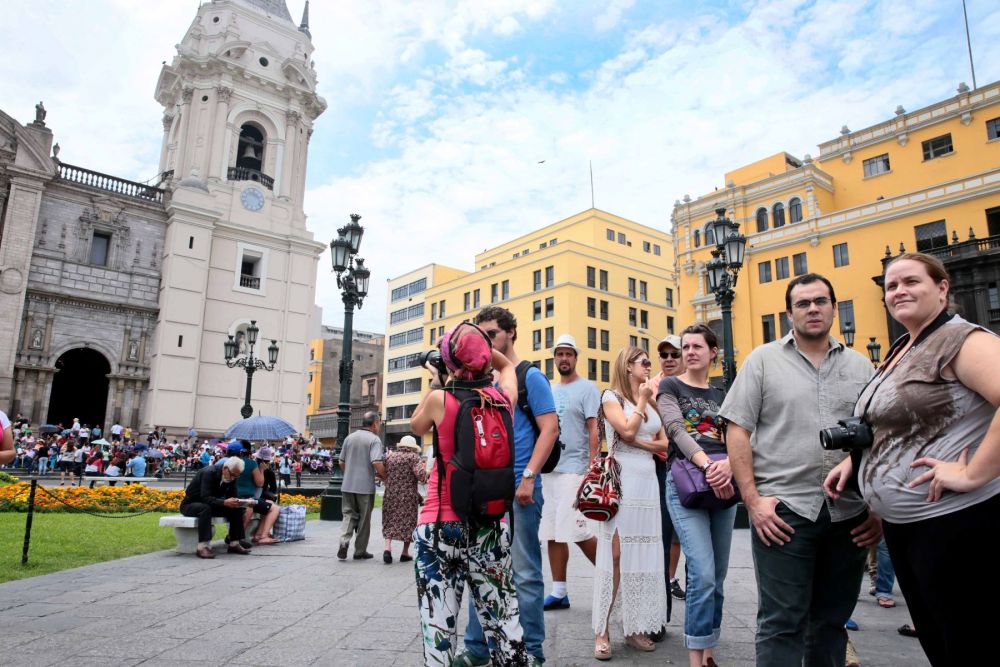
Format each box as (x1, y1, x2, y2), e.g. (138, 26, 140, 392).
(0, 0, 325, 436)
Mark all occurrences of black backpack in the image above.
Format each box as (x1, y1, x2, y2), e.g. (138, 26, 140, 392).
(514, 361, 563, 474)
(434, 378, 515, 524)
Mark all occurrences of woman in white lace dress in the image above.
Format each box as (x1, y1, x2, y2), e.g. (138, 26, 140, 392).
(593, 346, 669, 660)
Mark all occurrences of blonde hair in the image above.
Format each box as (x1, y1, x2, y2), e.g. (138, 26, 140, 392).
(610, 345, 647, 409)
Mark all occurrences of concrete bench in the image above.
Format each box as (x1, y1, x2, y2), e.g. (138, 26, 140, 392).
(159, 514, 261, 553)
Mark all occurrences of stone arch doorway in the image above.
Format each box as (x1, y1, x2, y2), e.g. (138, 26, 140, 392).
(46, 348, 111, 430)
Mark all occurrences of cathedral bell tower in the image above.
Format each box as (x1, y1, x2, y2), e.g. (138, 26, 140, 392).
(144, 0, 326, 434)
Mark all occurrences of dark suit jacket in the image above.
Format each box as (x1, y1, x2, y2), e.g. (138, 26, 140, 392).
(181, 464, 236, 509)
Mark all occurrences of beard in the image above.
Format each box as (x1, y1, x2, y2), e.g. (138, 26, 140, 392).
(557, 365, 574, 377)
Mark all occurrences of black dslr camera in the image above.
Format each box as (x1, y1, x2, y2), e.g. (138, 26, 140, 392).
(819, 417, 874, 451)
(417, 349, 448, 377)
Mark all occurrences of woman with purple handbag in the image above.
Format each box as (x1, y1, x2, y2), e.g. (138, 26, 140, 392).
(657, 323, 738, 667)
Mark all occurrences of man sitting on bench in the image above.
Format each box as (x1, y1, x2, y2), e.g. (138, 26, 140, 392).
(180, 457, 254, 559)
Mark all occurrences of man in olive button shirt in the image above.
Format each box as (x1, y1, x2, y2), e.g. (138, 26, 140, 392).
(719, 273, 882, 667)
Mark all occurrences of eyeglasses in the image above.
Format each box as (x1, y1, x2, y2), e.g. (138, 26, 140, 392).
(659, 351, 681, 359)
(792, 297, 832, 310)
(630, 357, 652, 368)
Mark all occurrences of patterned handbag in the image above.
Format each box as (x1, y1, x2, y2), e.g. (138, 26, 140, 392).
(574, 391, 624, 521)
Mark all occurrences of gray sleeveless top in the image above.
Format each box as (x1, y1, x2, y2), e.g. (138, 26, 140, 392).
(858, 315, 1000, 523)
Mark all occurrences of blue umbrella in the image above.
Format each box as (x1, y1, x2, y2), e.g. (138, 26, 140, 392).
(224, 415, 297, 441)
(40, 424, 60, 435)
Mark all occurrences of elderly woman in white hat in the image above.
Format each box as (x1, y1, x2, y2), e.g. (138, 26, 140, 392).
(381, 435, 428, 563)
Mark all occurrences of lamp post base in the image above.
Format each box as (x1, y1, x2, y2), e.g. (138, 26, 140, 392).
(319, 477, 344, 521)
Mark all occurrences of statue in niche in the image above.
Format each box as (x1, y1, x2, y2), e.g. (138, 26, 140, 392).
(127, 340, 139, 361)
(29, 329, 43, 349)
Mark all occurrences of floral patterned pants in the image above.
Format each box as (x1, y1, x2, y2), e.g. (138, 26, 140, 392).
(413, 521, 529, 666)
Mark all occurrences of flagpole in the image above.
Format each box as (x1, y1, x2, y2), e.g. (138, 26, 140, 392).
(962, 0, 977, 90)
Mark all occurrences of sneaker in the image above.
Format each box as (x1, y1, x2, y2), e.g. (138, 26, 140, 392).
(543, 594, 570, 610)
(383, 550, 392, 564)
(450, 649, 490, 666)
(669, 578, 686, 600)
(337, 544, 348, 560)
(845, 618, 859, 631)
(353, 552, 374, 560)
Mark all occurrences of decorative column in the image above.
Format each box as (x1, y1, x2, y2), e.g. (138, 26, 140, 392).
(280, 110, 300, 198)
(209, 86, 233, 180)
(176, 87, 196, 179)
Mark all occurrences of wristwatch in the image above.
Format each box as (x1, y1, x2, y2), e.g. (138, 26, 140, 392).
(700, 461, 712, 473)
(522, 468, 536, 480)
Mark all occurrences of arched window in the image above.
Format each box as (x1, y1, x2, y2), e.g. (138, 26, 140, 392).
(236, 123, 265, 173)
(704, 222, 715, 246)
(756, 208, 768, 233)
(693, 229, 701, 248)
(789, 197, 803, 223)
(773, 202, 785, 228)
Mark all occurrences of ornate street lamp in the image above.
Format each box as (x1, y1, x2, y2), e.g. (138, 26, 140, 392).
(867, 337, 882, 366)
(841, 321, 856, 347)
(224, 320, 278, 419)
(705, 207, 747, 390)
(320, 213, 372, 521)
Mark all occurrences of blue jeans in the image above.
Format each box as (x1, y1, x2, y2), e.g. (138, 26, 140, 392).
(465, 485, 545, 661)
(37, 457, 48, 475)
(665, 471, 737, 649)
(874, 538, 895, 600)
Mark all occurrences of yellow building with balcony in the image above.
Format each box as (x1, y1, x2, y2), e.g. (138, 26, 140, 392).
(674, 80, 1000, 377)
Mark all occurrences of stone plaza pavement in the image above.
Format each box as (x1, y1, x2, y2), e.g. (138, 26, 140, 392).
(0, 509, 929, 666)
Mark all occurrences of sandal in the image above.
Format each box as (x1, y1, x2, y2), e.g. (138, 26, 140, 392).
(624, 634, 655, 652)
(594, 638, 612, 661)
(877, 596, 896, 608)
(898, 624, 918, 637)
(253, 535, 279, 545)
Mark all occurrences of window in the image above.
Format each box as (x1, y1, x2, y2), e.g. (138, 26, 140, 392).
(601, 360, 610, 382)
(643, 241, 651, 252)
(639, 281, 647, 301)
(922, 133, 953, 160)
(533, 270, 542, 291)
(587, 266, 596, 287)
(641, 338, 649, 352)
(387, 378, 423, 395)
(665, 288, 674, 308)
(606, 228, 615, 241)
(389, 303, 424, 325)
(914, 220, 947, 252)
(988, 117, 1000, 141)
(600, 330, 609, 351)
(693, 230, 701, 248)
(758, 261, 773, 283)
(235, 242, 267, 292)
(588, 327, 597, 349)
(667, 316, 675, 334)
(388, 352, 423, 372)
(762, 314, 776, 343)
(89, 232, 111, 266)
(545, 297, 554, 318)
(550, 238, 557, 246)
(779, 313, 791, 337)
(429, 328, 436, 344)
(756, 208, 768, 232)
(473, 289, 480, 308)
(988, 282, 999, 310)
(775, 256, 789, 280)
(793, 252, 808, 276)
(838, 300, 855, 333)
(640, 310, 648, 329)
(773, 202, 785, 228)
(491, 283, 498, 303)
(628, 307, 637, 326)
(863, 153, 891, 178)
(532, 330, 542, 352)
(833, 243, 850, 267)
(463, 292, 470, 311)
(390, 277, 427, 301)
(533, 300, 541, 320)
(388, 327, 423, 348)
(431, 302, 437, 320)
(588, 359, 597, 381)
(545, 266, 554, 288)
(236, 123, 265, 174)
(628, 278, 636, 298)
(587, 297, 596, 318)
(600, 300, 609, 320)
(617, 232, 625, 245)
(629, 335, 638, 347)
(545, 327, 554, 349)
(545, 358, 554, 380)
(501, 280, 509, 300)
(653, 244, 661, 256)
(599, 270, 608, 291)
(704, 223, 715, 246)
(789, 197, 803, 223)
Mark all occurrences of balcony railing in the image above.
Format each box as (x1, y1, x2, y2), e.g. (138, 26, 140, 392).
(227, 166, 274, 190)
(239, 274, 260, 289)
(57, 162, 166, 203)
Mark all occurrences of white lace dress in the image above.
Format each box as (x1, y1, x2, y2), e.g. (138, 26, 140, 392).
(592, 390, 667, 636)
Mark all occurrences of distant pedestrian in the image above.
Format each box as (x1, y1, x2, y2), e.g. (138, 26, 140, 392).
(380, 435, 427, 563)
(278, 455, 292, 488)
(336, 412, 384, 560)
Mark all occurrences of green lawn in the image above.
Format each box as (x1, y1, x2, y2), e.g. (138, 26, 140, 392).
(0, 511, 321, 584)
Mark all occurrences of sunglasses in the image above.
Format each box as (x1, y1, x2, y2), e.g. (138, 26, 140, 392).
(483, 329, 501, 339)
(630, 357, 652, 368)
(659, 351, 681, 359)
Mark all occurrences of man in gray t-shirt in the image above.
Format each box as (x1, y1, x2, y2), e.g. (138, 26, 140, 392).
(337, 412, 384, 560)
(540, 334, 600, 610)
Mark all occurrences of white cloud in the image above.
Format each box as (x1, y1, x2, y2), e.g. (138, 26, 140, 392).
(594, 0, 635, 32)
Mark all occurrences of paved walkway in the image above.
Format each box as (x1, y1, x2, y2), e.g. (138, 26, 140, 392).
(0, 510, 929, 666)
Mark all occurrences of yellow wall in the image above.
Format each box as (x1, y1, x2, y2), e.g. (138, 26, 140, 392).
(675, 80, 1000, 378)
(304, 338, 323, 431)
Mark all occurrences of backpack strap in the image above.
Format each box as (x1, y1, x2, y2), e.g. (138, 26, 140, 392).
(515, 360, 540, 435)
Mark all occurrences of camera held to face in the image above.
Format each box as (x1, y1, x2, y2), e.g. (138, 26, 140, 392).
(819, 417, 874, 451)
(418, 349, 448, 378)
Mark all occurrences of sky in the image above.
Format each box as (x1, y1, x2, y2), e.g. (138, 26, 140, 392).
(2, 0, 998, 332)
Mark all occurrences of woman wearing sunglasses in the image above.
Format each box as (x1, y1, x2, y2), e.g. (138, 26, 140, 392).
(593, 346, 669, 660)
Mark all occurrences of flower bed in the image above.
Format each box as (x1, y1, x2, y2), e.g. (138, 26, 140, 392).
(0, 482, 321, 513)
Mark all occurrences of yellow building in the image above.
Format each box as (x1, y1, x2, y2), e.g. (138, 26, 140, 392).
(674, 80, 1000, 377)
(305, 338, 323, 418)
(381, 263, 467, 446)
